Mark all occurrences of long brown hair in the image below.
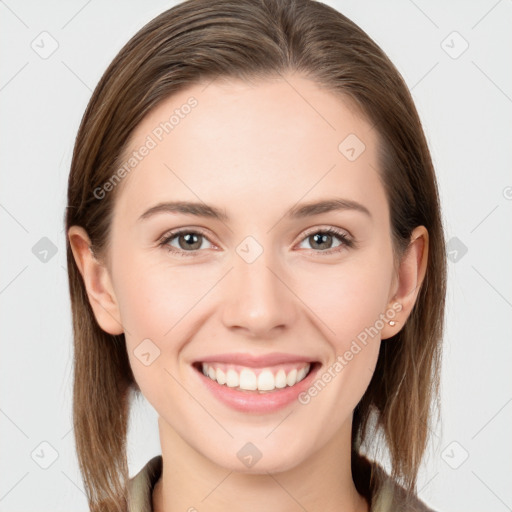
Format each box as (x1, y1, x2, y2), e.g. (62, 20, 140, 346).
(65, 0, 446, 510)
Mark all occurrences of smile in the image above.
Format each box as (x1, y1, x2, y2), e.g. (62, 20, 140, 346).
(192, 357, 320, 413)
(200, 362, 311, 393)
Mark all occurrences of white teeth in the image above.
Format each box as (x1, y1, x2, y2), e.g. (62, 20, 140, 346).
(275, 369, 287, 388)
(216, 368, 226, 385)
(201, 363, 311, 392)
(226, 369, 239, 388)
(239, 368, 257, 390)
(257, 370, 275, 391)
(286, 369, 297, 387)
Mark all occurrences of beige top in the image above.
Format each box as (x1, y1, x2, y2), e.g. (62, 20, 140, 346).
(127, 455, 436, 512)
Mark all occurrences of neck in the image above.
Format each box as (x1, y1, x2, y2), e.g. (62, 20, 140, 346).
(153, 417, 368, 512)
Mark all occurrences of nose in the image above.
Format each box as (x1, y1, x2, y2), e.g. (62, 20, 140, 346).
(220, 248, 298, 339)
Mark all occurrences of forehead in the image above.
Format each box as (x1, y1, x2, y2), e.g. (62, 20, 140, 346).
(113, 74, 386, 225)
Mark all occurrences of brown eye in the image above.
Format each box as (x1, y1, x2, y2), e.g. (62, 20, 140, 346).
(308, 232, 336, 250)
(298, 227, 353, 254)
(176, 232, 203, 250)
(160, 229, 214, 256)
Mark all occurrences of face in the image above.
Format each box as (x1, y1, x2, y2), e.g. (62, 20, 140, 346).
(95, 74, 402, 472)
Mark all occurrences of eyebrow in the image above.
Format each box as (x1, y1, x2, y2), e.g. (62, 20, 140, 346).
(138, 197, 371, 222)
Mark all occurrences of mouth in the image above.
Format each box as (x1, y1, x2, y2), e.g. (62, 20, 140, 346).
(191, 352, 322, 413)
(191, 360, 319, 394)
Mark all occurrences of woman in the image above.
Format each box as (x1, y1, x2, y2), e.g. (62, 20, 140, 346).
(65, 0, 446, 510)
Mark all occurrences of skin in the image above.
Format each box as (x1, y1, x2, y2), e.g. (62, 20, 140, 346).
(69, 73, 428, 512)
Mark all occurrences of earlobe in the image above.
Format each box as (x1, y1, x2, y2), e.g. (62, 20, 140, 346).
(68, 226, 124, 335)
(381, 226, 429, 340)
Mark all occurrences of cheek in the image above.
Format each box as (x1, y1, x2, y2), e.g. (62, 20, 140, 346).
(116, 266, 193, 412)
(114, 251, 212, 339)
(294, 255, 394, 348)
(112, 254, 217, 386)
(293, 265, 390, 420)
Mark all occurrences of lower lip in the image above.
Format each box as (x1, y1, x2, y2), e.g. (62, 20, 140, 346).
(194, 363, 320, 414)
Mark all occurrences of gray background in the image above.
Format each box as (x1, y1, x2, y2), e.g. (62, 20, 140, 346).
(1, 0, 511, 510)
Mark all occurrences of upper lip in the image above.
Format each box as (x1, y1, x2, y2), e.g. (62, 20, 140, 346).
(194, 352, 317, 368)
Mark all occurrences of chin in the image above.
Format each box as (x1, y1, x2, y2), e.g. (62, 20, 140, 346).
(200, 439, 312, 475)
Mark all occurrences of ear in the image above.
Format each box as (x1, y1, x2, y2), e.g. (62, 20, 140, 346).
(68, 226, 124, 335)
(381, 225, 429, 340)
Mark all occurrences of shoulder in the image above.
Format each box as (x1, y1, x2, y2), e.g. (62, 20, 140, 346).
(127, 455, 163, 512)
(353, 453, 437, 512)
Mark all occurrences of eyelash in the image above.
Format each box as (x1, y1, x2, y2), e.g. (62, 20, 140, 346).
(158, 226, 354, 258)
